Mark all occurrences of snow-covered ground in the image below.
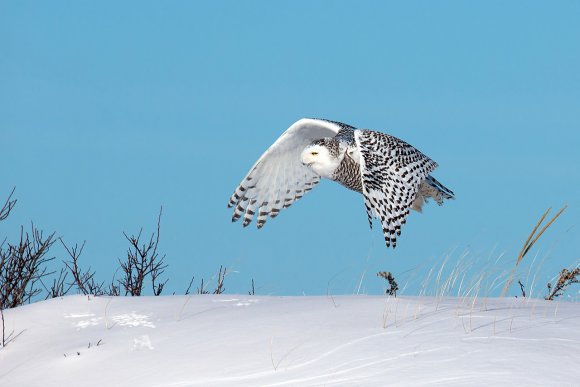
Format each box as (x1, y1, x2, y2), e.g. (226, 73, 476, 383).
(1, 295, 579, 386)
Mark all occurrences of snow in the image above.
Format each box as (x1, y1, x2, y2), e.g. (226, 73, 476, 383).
(1, 295, 579, 386)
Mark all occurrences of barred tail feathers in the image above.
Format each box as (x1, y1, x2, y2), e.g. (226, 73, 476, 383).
(411, 175, 454, 212)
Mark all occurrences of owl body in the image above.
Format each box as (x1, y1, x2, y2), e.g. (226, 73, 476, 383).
(228, 118, 454, 248)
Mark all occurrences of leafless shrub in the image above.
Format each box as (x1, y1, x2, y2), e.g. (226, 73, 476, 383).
(0, 187, 17, 222)
(105, 268, 121, 296)
(108, 281, 120, 297)
(197, 278, 209, 294)
(213, 265, 227, 294)
(1, 309, 5, 347)
(118, 207, 167, 296)
(1, 189, 238, 304)
(43, 268, 72, 299)
(184, 275, 195, 295)
(1, 189, 22, 348)
(248, 278, 255, 296)
(1, 308, 25, 349)
(545, 268, 580, 301)
(60, 238, 105, 296)
(518, 280, 526, 298)
(1, 224, 56, 309)
(1, 189, 57, 307)
(193, 266, 229, 295)
(378, 271, 398, 297)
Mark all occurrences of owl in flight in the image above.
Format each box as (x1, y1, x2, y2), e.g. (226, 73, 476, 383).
(228, 118, 454, 248)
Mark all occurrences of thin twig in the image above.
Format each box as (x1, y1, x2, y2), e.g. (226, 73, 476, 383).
(0, 187, 17, 221)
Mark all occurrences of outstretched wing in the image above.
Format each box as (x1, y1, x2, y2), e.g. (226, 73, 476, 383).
(355, 130, 438, 248)
(228, 118, 342, 228)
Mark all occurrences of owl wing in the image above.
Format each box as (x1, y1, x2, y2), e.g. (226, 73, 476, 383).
(228, 118, 342, 228)
(354, 129, 438, 248)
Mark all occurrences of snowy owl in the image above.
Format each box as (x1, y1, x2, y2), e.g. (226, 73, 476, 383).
(228, 118, 454, 248)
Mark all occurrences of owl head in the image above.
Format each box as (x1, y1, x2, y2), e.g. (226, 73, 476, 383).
(301, 139, 341, 178)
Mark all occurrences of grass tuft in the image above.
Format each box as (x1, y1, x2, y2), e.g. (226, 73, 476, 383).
(501, 205, 567, 297)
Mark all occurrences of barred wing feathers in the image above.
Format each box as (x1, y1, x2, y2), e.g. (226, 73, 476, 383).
(228, 119, 341, 228)
(355, 130, 438, 248)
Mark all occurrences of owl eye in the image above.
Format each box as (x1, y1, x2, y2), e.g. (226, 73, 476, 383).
(311, 152, 318, 156)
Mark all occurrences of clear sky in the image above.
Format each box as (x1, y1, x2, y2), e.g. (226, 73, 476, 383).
(1, 1, 579, 297)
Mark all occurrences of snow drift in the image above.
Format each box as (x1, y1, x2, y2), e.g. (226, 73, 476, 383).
(1, 295, 579, 386)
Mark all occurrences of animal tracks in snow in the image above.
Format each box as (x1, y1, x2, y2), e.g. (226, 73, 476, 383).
(111, 312, 156, 328)
(212, 298, 261, 307)
(64, 311, 155, 329)
(64, 313, 102, 330)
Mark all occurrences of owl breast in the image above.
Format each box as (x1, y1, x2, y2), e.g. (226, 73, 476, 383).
(332, 152, 363, 193)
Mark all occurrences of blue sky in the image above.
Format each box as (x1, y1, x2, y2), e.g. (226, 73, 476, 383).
(1, 1, 579, 296)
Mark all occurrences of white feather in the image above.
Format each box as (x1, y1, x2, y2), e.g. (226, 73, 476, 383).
(228, 118, 341, 227)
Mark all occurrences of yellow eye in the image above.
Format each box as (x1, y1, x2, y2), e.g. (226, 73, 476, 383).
(311, 152, 318, 156)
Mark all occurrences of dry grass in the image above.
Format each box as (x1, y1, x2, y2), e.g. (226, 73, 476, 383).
(545, 267, 580, 301)
(501, 205, 567, 297)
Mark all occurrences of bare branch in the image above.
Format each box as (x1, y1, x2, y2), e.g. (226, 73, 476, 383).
(197, 278, 209, 295)
(0, 309, 22, 348)
(118, 207, 167, 296)
(0, 187, 17, 221)
(248, 278, 255, 296)
(41, 268, 73, 299)
(0, 223, 56, 309)
(185, 275, 195, 295)
(213, 266, 227, 294)
(1, 309, 5, 348)
(517, 280, 526, 298)
(60, 238, 105, 296)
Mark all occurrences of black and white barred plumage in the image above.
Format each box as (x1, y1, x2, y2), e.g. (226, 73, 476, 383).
(228, 118, 454, 248)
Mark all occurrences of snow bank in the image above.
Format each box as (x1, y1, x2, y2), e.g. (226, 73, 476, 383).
(1, 295, 579, 386)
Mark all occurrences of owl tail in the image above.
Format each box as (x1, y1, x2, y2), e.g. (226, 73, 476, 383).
(411, 175, 455, 212)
